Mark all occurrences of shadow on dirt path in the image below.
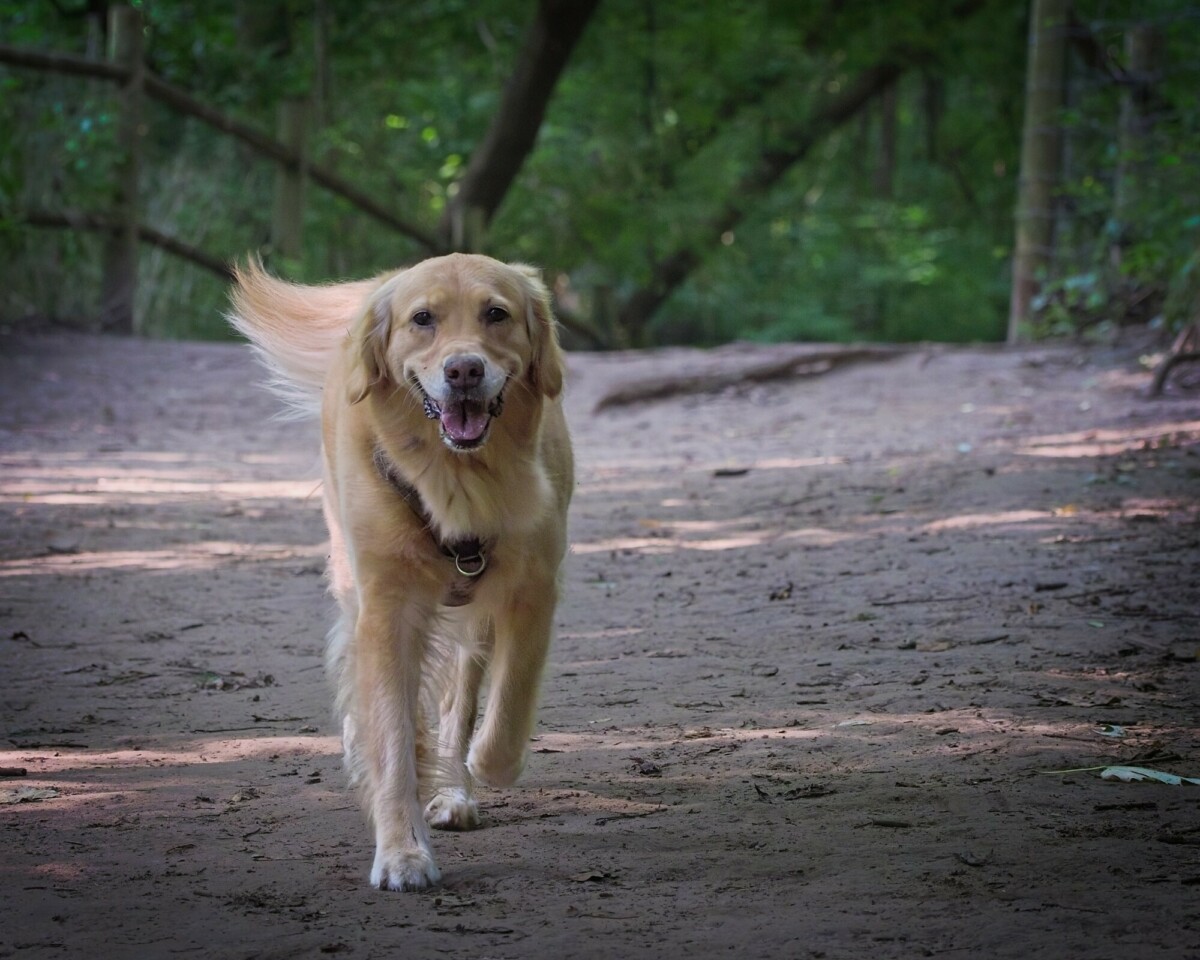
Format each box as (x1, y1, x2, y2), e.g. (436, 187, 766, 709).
(1, 332, 1198, 959)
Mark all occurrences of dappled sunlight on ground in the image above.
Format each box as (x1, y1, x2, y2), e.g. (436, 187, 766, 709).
(29, 862, 88, 882)
(1013, 418, 1200, 457)
(1111, 496, 1197, 519)
(923, 508, 1055, 532)
(558, 626, 645, 644)
(577, 455, 849, 485)
(0, 449, 320, 506)
(1, 736, 342, 812)
(0, 735, 340, 778)
(529, 705, 1187, 790)
(0, 540, 325, 577)
(571, 526, 859, 556)
(576, 476, 680, 495)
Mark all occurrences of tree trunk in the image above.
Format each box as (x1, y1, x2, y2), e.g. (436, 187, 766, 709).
(1007, 0, 1068, 344)
(98, 4, 142, 334)
(439, 0, 601, 244)
(271, 97, 309, 262)
(449, 204, 487, 254)
(313, 0, 332, 130)
(874, 77, 898, 199)
(922, 73, 943, 162)
(236, 0, 292, 63)
(591, 283, 621, 347)
(1111, 23, 1162, 269)
(872, 76, 899, 332)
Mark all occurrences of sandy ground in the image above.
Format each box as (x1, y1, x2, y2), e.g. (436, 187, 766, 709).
(1, 330, 1198, 960)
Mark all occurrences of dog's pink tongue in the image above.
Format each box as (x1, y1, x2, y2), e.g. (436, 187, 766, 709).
(441, 400, 489, 443)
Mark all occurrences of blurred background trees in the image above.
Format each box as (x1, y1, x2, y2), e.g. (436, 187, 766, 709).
(1, 0, 1197, 348)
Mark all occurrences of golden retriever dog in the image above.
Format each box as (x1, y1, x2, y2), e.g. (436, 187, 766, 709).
(229, 253, 573, 890)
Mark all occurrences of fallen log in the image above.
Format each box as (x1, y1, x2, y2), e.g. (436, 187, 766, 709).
(593, 343, 909, 411)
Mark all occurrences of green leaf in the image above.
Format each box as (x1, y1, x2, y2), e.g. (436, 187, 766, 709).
(0, 786, 61, 804)
(1099, 766, 1200, 786)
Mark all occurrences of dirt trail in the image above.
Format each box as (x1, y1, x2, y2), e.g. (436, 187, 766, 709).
(1, 331, 1198, 960)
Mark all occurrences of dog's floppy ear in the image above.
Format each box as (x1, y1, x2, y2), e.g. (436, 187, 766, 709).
(512, 264, 565, 399)
(346, 276, 399, 405)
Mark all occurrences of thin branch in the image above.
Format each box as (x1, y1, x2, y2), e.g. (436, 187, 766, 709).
(440, 0, 602, 239)
(142, 74, 442, 252)
(0, 42, 124, 81)
(615, 0, 991, 333)
(869, 594, 978, 607)
(23, 209, 234, 280)
(618, 58, 907, 331)
(0, 43, 441, 253)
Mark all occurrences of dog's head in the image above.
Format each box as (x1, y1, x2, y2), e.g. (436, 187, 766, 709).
(347, 254, 565, 452)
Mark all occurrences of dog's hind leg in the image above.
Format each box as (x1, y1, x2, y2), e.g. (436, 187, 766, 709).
(424, 619, 489, 831)
(325, 512, 363, 784)
(326, 608, 365, 788)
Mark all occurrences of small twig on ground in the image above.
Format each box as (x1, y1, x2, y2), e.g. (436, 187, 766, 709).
(594, 807, 667, 826)
(869, 594, 976, 607)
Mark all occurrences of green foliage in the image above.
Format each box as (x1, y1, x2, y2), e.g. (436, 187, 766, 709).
(1042, 0, 1200, 335)
(0, 0, 1196, 345)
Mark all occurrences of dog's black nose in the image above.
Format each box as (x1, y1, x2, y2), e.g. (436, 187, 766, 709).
(444, 354, 485, 390)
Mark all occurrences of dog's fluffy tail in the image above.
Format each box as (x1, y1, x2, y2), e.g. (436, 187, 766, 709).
(228, 258, 379, 417)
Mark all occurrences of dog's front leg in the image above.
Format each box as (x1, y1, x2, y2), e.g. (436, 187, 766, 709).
(467, 585, 556, 788)
(353, 591, 440, 891)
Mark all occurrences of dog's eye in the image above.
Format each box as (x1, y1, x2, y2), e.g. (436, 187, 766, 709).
(412, 310, 434, 328)
(484, 306, 509, 324)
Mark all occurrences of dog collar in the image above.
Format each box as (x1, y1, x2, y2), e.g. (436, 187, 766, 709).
(371, 445, 490, 606)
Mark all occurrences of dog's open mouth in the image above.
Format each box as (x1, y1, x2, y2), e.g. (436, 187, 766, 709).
(418, 383, 505, 452)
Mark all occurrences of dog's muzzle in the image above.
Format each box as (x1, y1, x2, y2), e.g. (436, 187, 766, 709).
(415, 358, 507, 452)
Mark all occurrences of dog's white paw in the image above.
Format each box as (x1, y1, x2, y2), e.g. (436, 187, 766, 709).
(369, 846, 441, 892)
(425, 789, 480, 831)
(466, 741, 526, 788)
